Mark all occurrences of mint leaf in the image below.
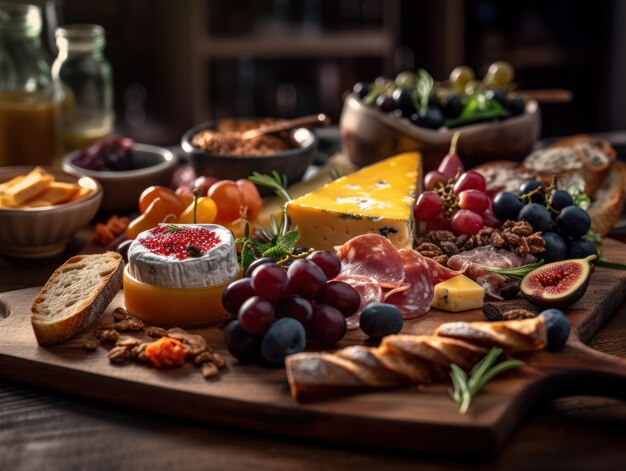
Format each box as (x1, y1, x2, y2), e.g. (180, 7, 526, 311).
(262, 230, 300, 260)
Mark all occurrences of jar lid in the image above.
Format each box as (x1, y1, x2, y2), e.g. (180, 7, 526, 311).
(0, 3, 42, 36)
(56, 24, 106, 53)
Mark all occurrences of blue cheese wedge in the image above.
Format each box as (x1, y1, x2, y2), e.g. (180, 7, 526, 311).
(286, 152, 422, 251)
(128, 224, 238, 288)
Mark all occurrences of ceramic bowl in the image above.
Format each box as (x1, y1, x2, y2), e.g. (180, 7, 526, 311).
(62, 143, 177, 213)
(340, 93, 541, 171)
(0, 167, 102, 258)
(181, 119, 318, 195)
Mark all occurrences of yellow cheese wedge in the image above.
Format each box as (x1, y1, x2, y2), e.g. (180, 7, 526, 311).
(1, 167, 53, 206)
(286, 152, 421, 251)
(432, 274, 485, 312)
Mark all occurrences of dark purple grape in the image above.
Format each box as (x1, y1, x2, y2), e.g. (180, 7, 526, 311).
(115, 239, 132, 263)
(310, 305, 347, 345)
(392, 88, 416, 117)
(359, 302, 403, 338)
(277, 295, 313, 325)
(287, 260, 327, 299)
(353, 81, 371, 99)
(261, 318, 306, 365)
(493, 191, 523, 222)
(442, 94, 462, 118)
(224, 320, 261, 363)
(318, 281, 360, 318)
(238, 296, 275, 334)
(519, 180, 545, 204)
(539, 309, 569, 351)
(567, 239, 598, 259)
(509, 97, 526, 116)
(307, 250, 341, 279)
(222, 278, 256, 316)
(548, 189, 574, 212)
(245, 257, 276, 277)
(376, 94, 396, 112)
(251, 264, 289, 301)
(556, 206, 591, 239)
(518, 203, 551, 232)
(540, 231, 567, 263)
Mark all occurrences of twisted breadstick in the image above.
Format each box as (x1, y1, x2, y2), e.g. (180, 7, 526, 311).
(286, 317, 547, 401)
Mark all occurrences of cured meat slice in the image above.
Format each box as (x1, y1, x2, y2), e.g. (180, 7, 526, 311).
(422, 256, 462, 284)
(384, 249, 433, 319)
(447, 246, 530, 300)
(336, 234, 405, 288)
(334, 274, 383, 330)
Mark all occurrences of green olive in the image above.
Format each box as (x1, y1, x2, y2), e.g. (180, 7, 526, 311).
(395, 71, 416, 89)
(484, 61, 514, 87)
(450, 66, 475, 93)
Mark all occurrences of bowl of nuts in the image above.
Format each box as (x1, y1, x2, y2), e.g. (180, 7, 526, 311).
(181, 118, 318, 194)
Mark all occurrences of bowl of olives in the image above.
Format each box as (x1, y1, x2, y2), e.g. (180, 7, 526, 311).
(340, 62, 541, 171)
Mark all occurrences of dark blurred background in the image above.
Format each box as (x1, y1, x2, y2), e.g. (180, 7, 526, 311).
(43, 0, 626, 146)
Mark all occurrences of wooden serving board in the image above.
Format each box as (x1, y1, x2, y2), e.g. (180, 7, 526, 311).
(2, 239, 626, 456)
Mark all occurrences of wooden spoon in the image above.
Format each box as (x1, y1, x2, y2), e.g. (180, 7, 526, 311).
(240, 113, 331, 140)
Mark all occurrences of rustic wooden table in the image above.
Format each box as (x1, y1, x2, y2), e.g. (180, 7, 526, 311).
(1, 226, 626, 471)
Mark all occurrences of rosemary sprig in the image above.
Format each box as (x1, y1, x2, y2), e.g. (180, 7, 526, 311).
(249, 171, 291, 202)
(596, 258, 626, 270)
(483, 260, 544, 280)
(449, 347, 525, 414)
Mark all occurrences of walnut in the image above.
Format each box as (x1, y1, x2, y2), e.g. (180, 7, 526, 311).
(439, 241, 459, 257)
(147, 326, 168, 338)
(116, 336, 142, 348)
(97, 329, 120, 343)
(525, 233, 546, 254)
(455, 234, 471, 248)
(490, 231, 506, 248)
(115, 318, 145, 332)
(112, 307, 131, 321)
(483, 303, 537, 321)
(200, 362, 219, 379)
(83, 334, 100, 351)
(427, 230, 456, 244)
(503, 220, 533, 237)
(416, 242, 442, 258)
(433, 254, 449, 265)
(502, 309, 537, 320)
(108, 345, 134, 364)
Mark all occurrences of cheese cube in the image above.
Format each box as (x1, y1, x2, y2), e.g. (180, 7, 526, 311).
(432, 275, 485, 312)
(286, 152, 421, 251)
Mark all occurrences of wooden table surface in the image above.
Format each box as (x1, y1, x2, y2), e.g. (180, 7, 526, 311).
(2, 230, 626, 470)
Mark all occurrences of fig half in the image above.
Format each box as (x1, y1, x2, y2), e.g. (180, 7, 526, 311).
(520, 255, 596, 308)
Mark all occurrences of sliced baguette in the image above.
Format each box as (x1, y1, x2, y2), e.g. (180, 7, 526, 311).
(31, 252, 124, 346)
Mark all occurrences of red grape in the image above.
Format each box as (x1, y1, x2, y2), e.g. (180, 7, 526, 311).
(222, 278, 256, 315)
(424, 170, 447, 190)
(482, 208, 501, 228)
(278, 295, 313, 325)
(194, 176, 220, 196)
(318, 281, 360, 318)
(287, 260, 327, 299)
(458, 189, 489, 213)
(238, 296, 275, 334)
(251, 264, 289, 301)
(413, 191, 443, 221)
(451, 209, 484, 235)
(437, 152, 464, 179)
(245, 257, 276, 278)
(311, 305, 347, 345)
(453, 171, 486, 194)
(307, 250, 341, 279)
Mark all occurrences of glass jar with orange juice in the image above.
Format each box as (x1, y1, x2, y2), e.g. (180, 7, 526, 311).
(0, 3, 58, 167)
(52, 24, 114, 154)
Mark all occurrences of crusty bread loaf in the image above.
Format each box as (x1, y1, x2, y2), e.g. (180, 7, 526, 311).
(286, 317, 547, 402)
(31, 252, 123, 346)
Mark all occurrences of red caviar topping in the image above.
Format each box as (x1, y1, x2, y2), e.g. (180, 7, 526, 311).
(140, 225, 221, 260)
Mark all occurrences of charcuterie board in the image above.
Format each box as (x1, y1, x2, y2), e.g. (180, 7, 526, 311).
(1, 238, 626, 456)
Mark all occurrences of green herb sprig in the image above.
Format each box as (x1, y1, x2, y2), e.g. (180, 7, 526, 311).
(449, 347, 525, 414)
(483, 260, 544, 280)
(416, 68, 434, 116)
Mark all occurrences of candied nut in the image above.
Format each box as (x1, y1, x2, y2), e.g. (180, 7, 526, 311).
(147, 326, 168, 338)
(194, 351, 215, 365)
(212, 353, 226, 369)
(200, 362, 219, 379)
(132, 343, 149, 362)
(116, 336, 142, 347)
(439, 241, 459, 257)
(427, 230, 456, 244)
(97, 329, 120, 343)
(414, 237, 430, 247)
(115, 318, 145, 332)
(455, 234, 471, 248)
(490, 232, 506, 248)
(416, 242, 443, 255)
(433, 254, 448, 265)
(502, 309, 537, 320)
(108, 345, 133, 364)
(112, 307, 131, 321)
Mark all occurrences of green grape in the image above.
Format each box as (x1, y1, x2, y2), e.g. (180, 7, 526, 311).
(450, 66, 475, 93)
(484, 61, 515, 88)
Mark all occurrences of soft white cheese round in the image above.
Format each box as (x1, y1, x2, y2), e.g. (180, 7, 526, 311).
(128, 224, 239, 289)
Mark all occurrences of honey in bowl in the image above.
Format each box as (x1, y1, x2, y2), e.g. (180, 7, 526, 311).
(0, 92, 58, 166)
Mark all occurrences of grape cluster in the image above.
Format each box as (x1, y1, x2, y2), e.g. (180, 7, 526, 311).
(222, 251, 361, 365)
(492, 180, 598, 262)
(71, 135, 134, 171)
(414, 169, 496, 236)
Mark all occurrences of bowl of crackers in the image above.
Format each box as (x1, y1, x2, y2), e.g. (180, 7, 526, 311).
(0, 166, 102, 258)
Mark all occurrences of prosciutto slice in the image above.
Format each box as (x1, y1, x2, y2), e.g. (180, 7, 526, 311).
(447, 246, 530, 299)
(336, 234, 405, 288)
(384, 249, 434, 318)
(422, 257, 463, 284)
(334, 275, 383, 330)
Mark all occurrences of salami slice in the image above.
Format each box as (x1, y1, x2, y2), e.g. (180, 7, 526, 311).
(422, 256, 462, 285)
(333, 274, 383, 330)
(336, 234, 405, 288)
(385, 249, 434, 319)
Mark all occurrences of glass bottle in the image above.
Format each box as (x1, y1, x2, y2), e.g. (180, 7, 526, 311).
(0, 3, 57, 166)
(52, 24, 114, 153)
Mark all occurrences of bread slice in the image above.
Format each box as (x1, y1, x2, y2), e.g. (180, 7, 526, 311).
(31, 252, 124, 346)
